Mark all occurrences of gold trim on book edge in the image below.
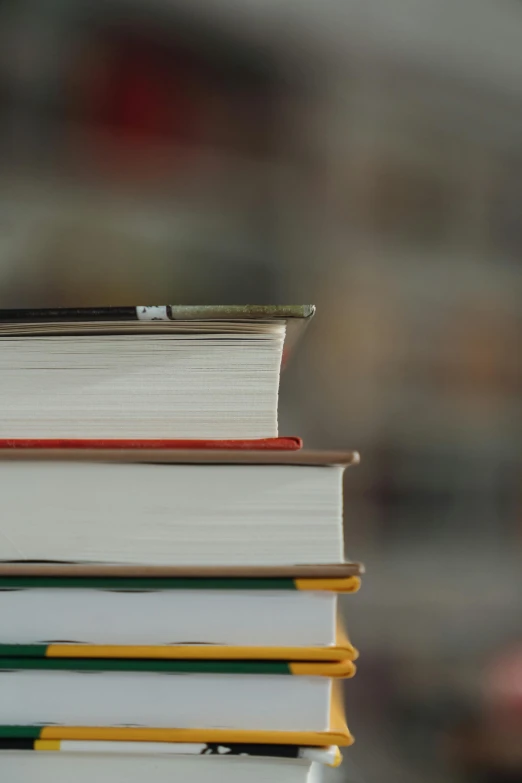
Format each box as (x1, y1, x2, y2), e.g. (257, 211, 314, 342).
(295, 576, 361, 593)
(45, 637, 357, 663)
(34, 740, 61, 751)
(38, 726, 354, 747)
(290, 661, 356, 678)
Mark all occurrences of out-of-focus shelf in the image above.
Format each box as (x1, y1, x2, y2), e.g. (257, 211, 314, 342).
(0, 125, 289, 203)
(0, 126, 304, 270)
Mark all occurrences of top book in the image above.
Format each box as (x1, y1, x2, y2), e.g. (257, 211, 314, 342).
(0, 305, 314, 440)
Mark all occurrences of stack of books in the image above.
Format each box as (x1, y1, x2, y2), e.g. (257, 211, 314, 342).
(0, 305, 363, 783)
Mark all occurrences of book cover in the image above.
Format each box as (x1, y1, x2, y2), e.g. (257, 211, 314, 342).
(0, 656, 355, 678)
(0, 437, 303, 452)
(0, 305, 315, 367)
(0, 620, 357, 664)
(0, 724, 353, 748)
(0, 573, 362, 591)
(0, 564, 363, 579)
(0, 448, 359, 466)
(0, 305, 315, 322)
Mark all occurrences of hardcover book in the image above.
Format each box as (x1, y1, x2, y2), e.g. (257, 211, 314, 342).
(0, 667, 353, 744)
(0, 575, 361, 652)
(0, 305, 314, 440)
(0, 450, 359, 566)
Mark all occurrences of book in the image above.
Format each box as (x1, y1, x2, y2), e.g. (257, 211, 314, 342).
(0, 743, 337, 783)
(0, 450, 359, 566)
(0, 576, 361, 652)
(0, 305, 314, 440)
(0, 662, 352, 736)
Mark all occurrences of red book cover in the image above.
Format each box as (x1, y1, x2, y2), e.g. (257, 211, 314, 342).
(0, 437, 302, 451)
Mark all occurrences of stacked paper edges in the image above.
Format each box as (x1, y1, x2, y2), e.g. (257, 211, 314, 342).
(0, 304, 363, 783)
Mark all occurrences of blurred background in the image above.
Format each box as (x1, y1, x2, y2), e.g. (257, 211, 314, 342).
(0, 0, 521, 780)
